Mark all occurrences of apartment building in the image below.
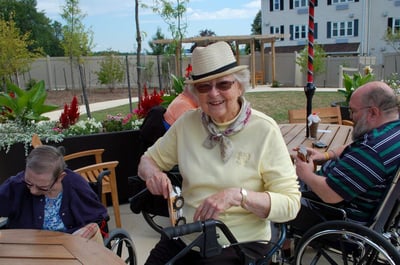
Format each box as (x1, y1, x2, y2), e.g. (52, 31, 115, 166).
(261, 0, 400, 64)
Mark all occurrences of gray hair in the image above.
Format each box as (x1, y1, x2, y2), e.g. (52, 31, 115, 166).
(364, 84, 399, 115)
(26, 145, 66, 179)
(233, 68, 251, 95)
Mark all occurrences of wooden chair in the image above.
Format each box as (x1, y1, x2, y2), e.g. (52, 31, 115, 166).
(342, 119, 354, 126)
(64, 149, 122, 228)
(288, 106, 343, 124)
(74, 161, 121, 228)
(64, 149, 105, 165)
(255, 71, 264, 85)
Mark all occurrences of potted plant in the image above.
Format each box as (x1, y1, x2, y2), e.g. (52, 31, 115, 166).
(160, 64, 192, 107)
(332, 66, 375, 120)
(0, 81, 148, 202)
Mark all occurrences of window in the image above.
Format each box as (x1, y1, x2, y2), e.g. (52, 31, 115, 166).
(332, 0, 353, 3)
(391, 18, 400, 33)
(273, 0, 280, 10)
(331, 21, 354, 37)
(273, 26, 282, 41)
(294, 25, 307, 40)
(294, 0, 307, 8)
(271, 25, 285, 41)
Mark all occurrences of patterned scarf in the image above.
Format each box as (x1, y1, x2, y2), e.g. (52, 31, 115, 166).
(201, 97, 251, 163)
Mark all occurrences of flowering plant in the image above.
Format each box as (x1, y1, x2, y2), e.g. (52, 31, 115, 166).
(340, 66, 375, 106)
(384, 72, 400, 92)
(0, 120, 64, 155)
(58, 95, 80, 129)
(102, 113, 142, 132)
(135, 84, 164, 118)
(0, 87, 144, 154)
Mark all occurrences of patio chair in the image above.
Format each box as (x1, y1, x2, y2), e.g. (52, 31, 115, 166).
(288, 106, 343, 124)
(70, 158, 122, 229)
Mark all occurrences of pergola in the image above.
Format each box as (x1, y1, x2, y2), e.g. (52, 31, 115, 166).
(153, 34, 285, 87)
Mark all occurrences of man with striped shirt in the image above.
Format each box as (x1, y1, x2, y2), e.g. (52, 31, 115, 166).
(294, 81, 399, 228)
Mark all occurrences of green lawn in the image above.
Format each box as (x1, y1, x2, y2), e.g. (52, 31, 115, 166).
(82, 91, 344, 124)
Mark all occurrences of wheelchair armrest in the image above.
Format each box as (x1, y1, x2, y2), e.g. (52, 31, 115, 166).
(303, 194, 347, 221)
(90, 169, 111, 198)
(0, 217, 7, 229)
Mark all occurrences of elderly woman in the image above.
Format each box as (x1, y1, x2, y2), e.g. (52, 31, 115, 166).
(138, 41, 300, 264)
(0, 145, 108, 243)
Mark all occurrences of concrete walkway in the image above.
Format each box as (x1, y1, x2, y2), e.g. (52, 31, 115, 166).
(43, 85, 339, 121)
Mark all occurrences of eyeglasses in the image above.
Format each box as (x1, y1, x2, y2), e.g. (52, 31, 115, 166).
(23, 175, 59, 192)
(194, 80, 235, 93)
(349, 106, 372, 117)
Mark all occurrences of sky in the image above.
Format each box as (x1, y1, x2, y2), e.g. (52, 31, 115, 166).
(36, 0, 261, 53)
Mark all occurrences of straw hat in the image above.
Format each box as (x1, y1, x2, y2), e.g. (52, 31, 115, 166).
(185, 41, 248, 84)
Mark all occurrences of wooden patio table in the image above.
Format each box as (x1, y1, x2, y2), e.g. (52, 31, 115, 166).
(0, 229, 126, 265)
(279, 123, 353, 157)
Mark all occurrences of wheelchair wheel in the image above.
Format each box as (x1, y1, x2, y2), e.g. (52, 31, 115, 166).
(294, 220, 400, 265)
(104, 228, 137, 265)
(142, 211, 171, 234)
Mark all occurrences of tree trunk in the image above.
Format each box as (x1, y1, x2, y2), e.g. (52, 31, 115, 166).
(135, 0, 142, 107)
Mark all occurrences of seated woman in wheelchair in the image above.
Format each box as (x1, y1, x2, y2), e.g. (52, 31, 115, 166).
(138, 41, 301, 265)
(292, 81, 400, 232)
(0, 145, 109, 243)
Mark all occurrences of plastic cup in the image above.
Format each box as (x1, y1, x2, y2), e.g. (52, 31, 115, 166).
(309, 122, 319, 139)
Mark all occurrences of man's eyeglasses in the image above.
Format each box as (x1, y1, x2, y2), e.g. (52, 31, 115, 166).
(194, 80, 235, 93)
(23, 176, 58, 192)
(349, 106, 371, 117)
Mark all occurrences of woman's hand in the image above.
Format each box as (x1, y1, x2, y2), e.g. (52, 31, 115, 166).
(138, 155, 172, 199)
(193, 188, 238, 221)
(146, 172, 172, 199)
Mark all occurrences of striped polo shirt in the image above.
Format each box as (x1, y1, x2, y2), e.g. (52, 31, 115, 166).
(321, 119, 400, 224)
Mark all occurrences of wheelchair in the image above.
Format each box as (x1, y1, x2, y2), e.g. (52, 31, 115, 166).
(129, 167, 182, 234)
(135, 167, 400, 265)
(289, 166, 400, 265)
(90, 169, 137, 264)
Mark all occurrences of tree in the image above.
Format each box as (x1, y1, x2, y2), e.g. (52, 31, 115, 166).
(0, 0, 63, 56)
(296, 43, 326, 78)
(150, 0, 189, 76)
(245, 10, 261, 54)
(148, 27, 169, 55)
(0, 17, 42, 89)
(384, 28, 400, 73)
(189, 28, 216, 52)
(60, 0, 93, 60)
(60, 0, 94, 90)
(135, 0, 142, 107)
(96, 52, 125, 92)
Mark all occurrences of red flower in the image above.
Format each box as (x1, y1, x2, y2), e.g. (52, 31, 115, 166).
(185, 64, 192, 78)
(135, 85, 164, 118)
(58, 96, 80, 129)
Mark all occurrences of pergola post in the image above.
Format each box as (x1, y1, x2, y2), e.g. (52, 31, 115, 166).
(271, 39, 276, 84)
(260, 40, 266, 85)
(250, 39, 256, 88)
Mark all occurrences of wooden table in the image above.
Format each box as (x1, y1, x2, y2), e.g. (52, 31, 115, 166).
(0, 229, 126, 265)
(279, 123, 353, 157)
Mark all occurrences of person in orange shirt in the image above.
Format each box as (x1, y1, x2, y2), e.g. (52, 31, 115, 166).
(163, 85, 198, 129)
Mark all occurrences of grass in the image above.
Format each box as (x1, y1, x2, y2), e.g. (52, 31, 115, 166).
(82, 91, 344, 124)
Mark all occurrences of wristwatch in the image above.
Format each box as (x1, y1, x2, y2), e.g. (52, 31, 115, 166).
(240, 187, 247, 208)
